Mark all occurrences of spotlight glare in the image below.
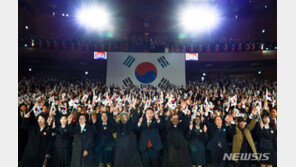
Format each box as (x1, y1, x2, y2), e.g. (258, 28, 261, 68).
(77, 6, 110, 30)
(85, 71, 88, 75)
(180, 6, 220, 32)
(203, 73, 206, 76)
(258, 71, 261, 74)
(29, 68, 32, 72)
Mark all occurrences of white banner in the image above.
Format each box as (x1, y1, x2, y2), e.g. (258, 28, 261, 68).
(106, 52, 186, 87)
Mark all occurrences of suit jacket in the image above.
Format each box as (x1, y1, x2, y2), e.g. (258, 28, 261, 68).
(231, 117, 258, 162)
(135, 118, 163, 152)
(206, 123, 234, 153)
(71, 123, 93, 167)
(21, 118, 53, 167)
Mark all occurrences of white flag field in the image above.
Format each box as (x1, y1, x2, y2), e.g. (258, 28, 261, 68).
(106, 52, 186, 87)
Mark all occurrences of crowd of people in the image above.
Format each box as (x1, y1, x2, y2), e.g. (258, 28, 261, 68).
(19, 34, 277, 53)
(18, 75, 277, 167)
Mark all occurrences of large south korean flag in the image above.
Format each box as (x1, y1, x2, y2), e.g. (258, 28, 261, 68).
(106, 52, 186, 87)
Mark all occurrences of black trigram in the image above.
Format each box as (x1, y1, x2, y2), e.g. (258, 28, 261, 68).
(158, 78, 170, 88)
(157, 56, 169, 68)
(123, 77, 133, 86)
(123, 55, 135, 68)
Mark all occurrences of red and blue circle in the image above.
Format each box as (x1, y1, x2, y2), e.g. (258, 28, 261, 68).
(135, 62, 157, 84)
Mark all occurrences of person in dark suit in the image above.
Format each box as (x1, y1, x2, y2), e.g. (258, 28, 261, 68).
(20, 112, 53, 167)
(18, 104, 30, 162)
(186, 116, 208, 167)
(257, 114, 276, 167)
(161, 112, 192, 167)
(135, 108, 163, 167)
(51, 113, 74, 167)
(70, 114, 93, 167)
(91, 111, 116, 167)
(206, 115, 235, 167)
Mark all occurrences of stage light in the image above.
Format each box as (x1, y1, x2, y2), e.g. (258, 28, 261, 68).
(179, 5, 220, 32)
(25, 26, 28, 30)
(258, 71, 261, 74)
(77, 6, 110, 30)
(66, 14, 69, 17)
(262, 29, 265, 33)
(235, 15, 238, 19)
(266, 48, 269, 50)
(52, 12, 55, 16)
(85, 71, 88, 75)
(201, 77, 205, 81)
(203, 73, 206, 76)
(62, 13, 65, 17)
(265, 5, 268, 9)
(29, 68, 32, 72)
(24, 44, 27, 47)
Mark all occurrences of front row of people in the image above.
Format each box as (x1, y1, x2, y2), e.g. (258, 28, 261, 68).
(19, 108, 276, 167)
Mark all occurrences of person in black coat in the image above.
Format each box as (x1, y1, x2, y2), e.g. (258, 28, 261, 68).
(113, 111, 143, 167)
(20, 112, 53, 167)
(161, 112, 192, 167)
(257, 114, 276, 167)
(206, 115, 234, 167)
(70, 114, 93, 167)
(91, 111, 116, 167)
(186, 116, 208, 167)
(18, 103, 30, 162)
(135, 108, 163, 167)
(51, 113, 74, 167)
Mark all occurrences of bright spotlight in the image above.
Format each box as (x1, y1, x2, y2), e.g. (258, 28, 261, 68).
(77, 6, 110, 30)
(28, 68, 32, 72)
(203, 73, 206, 76)
(258, 71, 262, 74)
(85, 71, 88, 75)
(180, 5, 220, 32)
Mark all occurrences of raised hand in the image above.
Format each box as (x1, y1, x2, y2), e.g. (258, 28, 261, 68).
(138, 117, 143, 125)
(67, 114, 73, 124)
(24, 111, 31, 118)
(186, 110, 191, 115)
(260, 121, 264, 129)
(83, 150, 88, 157)
(154, 112, 160, 120)
(47, 117, 52, 126)
(165, 110, 170, 118)
(251, 108, 257, 116)
(203, 125, 207, 132)
(189, 123, 193, 131)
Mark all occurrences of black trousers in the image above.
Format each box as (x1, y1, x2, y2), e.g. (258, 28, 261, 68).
(233, 160, 259, 167)
(141, 148, 160, 167)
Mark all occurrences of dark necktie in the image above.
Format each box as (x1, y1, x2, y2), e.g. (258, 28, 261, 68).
(147, 121, 152, 148)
